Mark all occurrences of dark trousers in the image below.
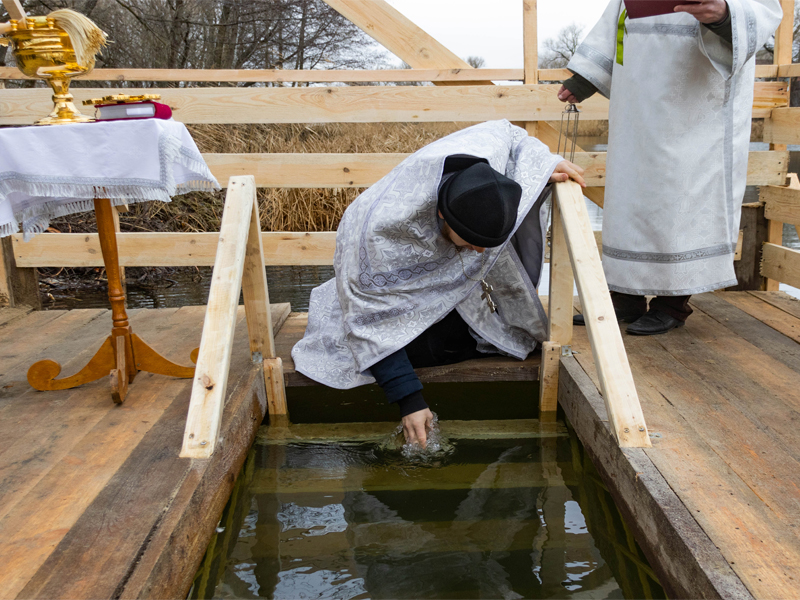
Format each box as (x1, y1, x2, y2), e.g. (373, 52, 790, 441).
(612, 292, 693, 322)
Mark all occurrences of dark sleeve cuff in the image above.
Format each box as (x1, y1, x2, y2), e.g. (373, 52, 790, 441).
(562, 73, 598, 103)
(702, 5, 732, 44)
(369, 348, 423, 403)
(395, 390, 429, 418)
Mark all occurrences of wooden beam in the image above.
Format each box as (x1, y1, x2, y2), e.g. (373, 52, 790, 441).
(523, 1, 538, 85)
(537, 68, 572, 81)
(241, 194, 275, 359)
(0, 85, 610, 125)
(12, 232, 338, 268)
(0, 81, 780, 125)
(546, 199, 574, 346)
(0, 237, 39, 309)
(1, 0, 26, 23)
(321, 0, 491, 85)
(764, 107, 800, 144)
(761, 242, 800, 288)
(0, 237, 11, 306)
(778, 63, 800, 78)
(0, 67, 524, 83)
(554, 181, 650, 447)
(774, 0, 795, 67)
(181, 176, 256, 459)
(762, 184, 800, 226)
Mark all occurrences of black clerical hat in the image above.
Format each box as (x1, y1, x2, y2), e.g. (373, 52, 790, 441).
(437, 155, 522, 248)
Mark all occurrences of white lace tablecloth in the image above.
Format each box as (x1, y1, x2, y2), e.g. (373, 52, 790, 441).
(0, 119, 220, 239)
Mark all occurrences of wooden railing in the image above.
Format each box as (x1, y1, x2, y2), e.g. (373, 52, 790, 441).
(760, 174, 800, 287)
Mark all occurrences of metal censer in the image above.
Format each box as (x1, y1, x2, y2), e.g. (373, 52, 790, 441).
(0, 16, 94, 125)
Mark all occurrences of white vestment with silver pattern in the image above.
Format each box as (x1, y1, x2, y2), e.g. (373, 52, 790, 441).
(292, 120, 562, 389)
(568, 0, 782, 295)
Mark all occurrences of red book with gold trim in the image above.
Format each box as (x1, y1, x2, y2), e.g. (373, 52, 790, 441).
(623, 0, 700, 19)
(95, 101, 172, 121)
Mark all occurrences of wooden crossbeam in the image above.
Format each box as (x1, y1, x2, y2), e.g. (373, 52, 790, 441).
(0, 85, 612, 125)
(0, 82, 779, 127)
(0, 67, 525, 83)
(765, 107, 800, 144)
(761, 242, 800, 289)
(762, 185, 800, 227)
(11, 231, 338, 268)
(200, 150, 787, 189)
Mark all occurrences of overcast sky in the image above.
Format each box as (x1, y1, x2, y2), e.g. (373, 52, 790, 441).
(384, 0, 608, 68)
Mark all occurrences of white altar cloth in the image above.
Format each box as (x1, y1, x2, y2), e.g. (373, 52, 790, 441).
(0, 119, 219, 238)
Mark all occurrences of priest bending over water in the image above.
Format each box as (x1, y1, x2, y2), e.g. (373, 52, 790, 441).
(292, 120, 584, 447)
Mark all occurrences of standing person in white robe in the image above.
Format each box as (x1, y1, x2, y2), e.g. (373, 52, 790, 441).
(292, 120, 585, 447)
(558, 0, 782, 335)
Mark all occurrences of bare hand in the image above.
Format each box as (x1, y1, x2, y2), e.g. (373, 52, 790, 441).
(550, 160, 586, 188)
(674, 0, 728, 24)
(402, 408, 433, 448)
(557, 85, 578, 104)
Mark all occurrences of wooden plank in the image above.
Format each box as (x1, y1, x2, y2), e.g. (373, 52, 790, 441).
(12, 231, 338, 268)
(537, 68, 571, 81)
(713, 289, 800, 346)
(690, 293, 800, 373)
(569, 324, 800, 599)
(18, 312, 263, 600)
(322, 0, 489, 85)
(547, 198, 574, 346)
(523, 0, 538, 85)
(0, 238, 11, 306)
(0, 85, 611, 125)
(761, 242, 800, 289)
(779, 63, 800, 78)
(753, 81, 789, 111)
(555, 181, 650, 447)
(203, 152, 406, 188)
(264, 357, 288, 415)
(762, 184, 800, 226)
(557, 357, 755, 600)
(774, 0, 795, 67)
(764, 107, 800, 144)
(0, 67, 524, 83)
(538, 341, 560, 412)
(0, 305, 33, 328)
(205, 150, 786, 189)
(0, 310, 201, 599)
(730, 203, 769, 291)
(1, 237, 39, 309)
(181, 176, 255, 458)
(756, 64, 780, 78)
(748, 290, 800, 320)
(1, 0, 26, 22)
(241, 193, 275, 358)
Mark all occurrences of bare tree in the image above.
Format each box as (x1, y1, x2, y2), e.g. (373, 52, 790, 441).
(2, 0, 387, 87)
(538, 23, 584, 69)
(465, 55, 485, 69)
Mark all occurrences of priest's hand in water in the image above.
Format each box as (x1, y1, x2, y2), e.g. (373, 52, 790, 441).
(402, 408, 434, 448)
(674, 0, 729, 24)
(549, 160, 586, 188)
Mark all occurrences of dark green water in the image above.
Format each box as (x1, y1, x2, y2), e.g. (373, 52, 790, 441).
(190, 422, 665, 600)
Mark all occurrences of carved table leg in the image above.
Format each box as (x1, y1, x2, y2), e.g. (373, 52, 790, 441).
(27, 198, 196, 402)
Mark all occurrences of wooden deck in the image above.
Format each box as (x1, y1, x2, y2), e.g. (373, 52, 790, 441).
(561, 290, 800, 600)
(0, 303, 289, 600)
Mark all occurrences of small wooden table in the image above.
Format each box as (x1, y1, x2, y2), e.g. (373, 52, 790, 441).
(27, 198, 197, 403)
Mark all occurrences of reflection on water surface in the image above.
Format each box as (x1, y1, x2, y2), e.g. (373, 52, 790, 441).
(192, 423, 665, 599)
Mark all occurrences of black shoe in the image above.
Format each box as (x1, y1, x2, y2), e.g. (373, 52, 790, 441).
(626, 310, 685, 336)
(573, 309, 644, 326)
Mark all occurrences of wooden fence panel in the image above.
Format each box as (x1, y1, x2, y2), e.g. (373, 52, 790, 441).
(761, 242, 800, 289)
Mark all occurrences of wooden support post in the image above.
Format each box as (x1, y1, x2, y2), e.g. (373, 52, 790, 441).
(730, 203, 769, 291)
(111, 204, 126, 295)
(554, 181, 650, 448)
(1, 0, 27, 23)
(241, 195, 275, 359)
(540, 192, 574, 413)
(523, 0, 539, 138)
(1, 237, 40, 309)
(264, 357, 288, 416)
(181, 176, 256, 459)
(770, 2, 794, 152)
